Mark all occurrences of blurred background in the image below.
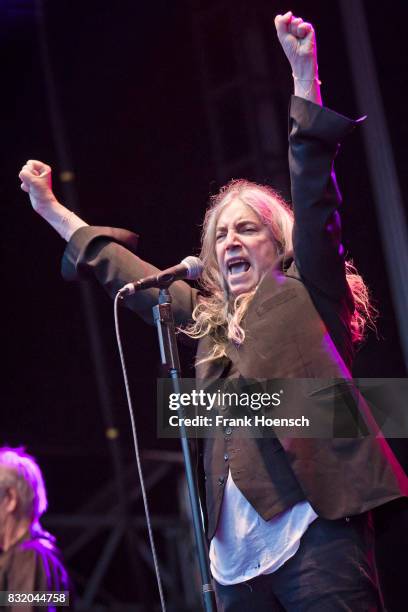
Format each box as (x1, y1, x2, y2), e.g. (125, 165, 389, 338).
(2, 0, 408, 610)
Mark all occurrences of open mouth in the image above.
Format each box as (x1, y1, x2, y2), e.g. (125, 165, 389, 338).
(227, 259, 251, 276)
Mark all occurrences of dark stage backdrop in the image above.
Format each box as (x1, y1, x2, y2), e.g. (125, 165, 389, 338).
(1, 0, 407, 609)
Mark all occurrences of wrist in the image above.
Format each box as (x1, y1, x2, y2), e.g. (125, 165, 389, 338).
(291, 59, 319, 82)
(292, 73, 322, 96)
(32, 194, 58, 214)
(293, 72, 322, 106)
(36, 199, 88, 241)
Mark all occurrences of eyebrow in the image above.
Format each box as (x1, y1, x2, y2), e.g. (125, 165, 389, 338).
(215, 218, 258, 232)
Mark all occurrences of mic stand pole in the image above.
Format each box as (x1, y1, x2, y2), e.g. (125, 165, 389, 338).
(153, 287, 216, 612)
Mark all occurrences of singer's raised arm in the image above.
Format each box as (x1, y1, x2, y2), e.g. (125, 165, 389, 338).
(18, 160, 197, 325)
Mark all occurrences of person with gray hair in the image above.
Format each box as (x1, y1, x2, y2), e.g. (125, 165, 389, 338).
(0, 447, 69, 609)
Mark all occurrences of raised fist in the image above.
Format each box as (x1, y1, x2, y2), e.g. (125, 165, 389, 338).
(19, 160, 56, 213)
(274, 11, 318, 77)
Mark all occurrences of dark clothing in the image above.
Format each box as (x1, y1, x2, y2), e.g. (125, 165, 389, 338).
(61, 96, 408, 540)
(0, 533, 69, 612)
(214, 513, 382, 611)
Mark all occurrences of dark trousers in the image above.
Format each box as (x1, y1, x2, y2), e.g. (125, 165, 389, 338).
(214, 514, 383, 611)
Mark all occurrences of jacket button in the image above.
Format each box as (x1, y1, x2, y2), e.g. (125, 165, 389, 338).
(225, 426, 233, 435)
(224, 453, 229, 461)
(218, 476, 225, 485)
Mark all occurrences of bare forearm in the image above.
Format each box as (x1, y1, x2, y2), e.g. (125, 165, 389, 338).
(292, 64, 322, 106)
(19, 160, 88, 241)
(36, 198, 88, 242)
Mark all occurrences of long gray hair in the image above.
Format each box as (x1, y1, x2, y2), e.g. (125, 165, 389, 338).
(183, 179, 375, 364)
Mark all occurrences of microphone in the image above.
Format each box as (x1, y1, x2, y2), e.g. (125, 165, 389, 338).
(118, 256, 203, 296)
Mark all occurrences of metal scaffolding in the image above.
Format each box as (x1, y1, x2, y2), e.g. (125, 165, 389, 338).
(44, 450, 200, 611)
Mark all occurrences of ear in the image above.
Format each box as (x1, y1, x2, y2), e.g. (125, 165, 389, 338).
(3, 487, 18, 514)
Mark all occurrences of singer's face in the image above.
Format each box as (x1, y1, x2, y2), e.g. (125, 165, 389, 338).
(215, 200, 278, 297)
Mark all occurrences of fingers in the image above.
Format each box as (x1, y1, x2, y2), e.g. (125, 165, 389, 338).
(275, 11, 314, 39)
(290, 19, 313, 39)
(19, 167, 31, 186)
(19, 160, 51, 182)
(25, 160, 51, 178)
(274, 11, 292, 36)
(19, 159, 53, 198)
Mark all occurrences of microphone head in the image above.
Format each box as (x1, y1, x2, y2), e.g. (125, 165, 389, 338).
(182, 256, 204, 280)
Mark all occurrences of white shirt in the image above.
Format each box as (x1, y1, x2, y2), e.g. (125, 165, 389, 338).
(209, 471, 318, 585)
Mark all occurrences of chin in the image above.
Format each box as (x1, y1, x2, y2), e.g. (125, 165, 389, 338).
(228, 283, 255, 298)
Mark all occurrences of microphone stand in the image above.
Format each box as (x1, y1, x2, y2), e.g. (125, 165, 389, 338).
(153, 287, 216, 612)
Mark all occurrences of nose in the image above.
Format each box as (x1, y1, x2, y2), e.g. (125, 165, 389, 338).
(224, 229, 242, 252)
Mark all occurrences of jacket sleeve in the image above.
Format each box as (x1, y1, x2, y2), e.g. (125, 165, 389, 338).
(61, 225, 197, 326)
(289, 95, 362, 301)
